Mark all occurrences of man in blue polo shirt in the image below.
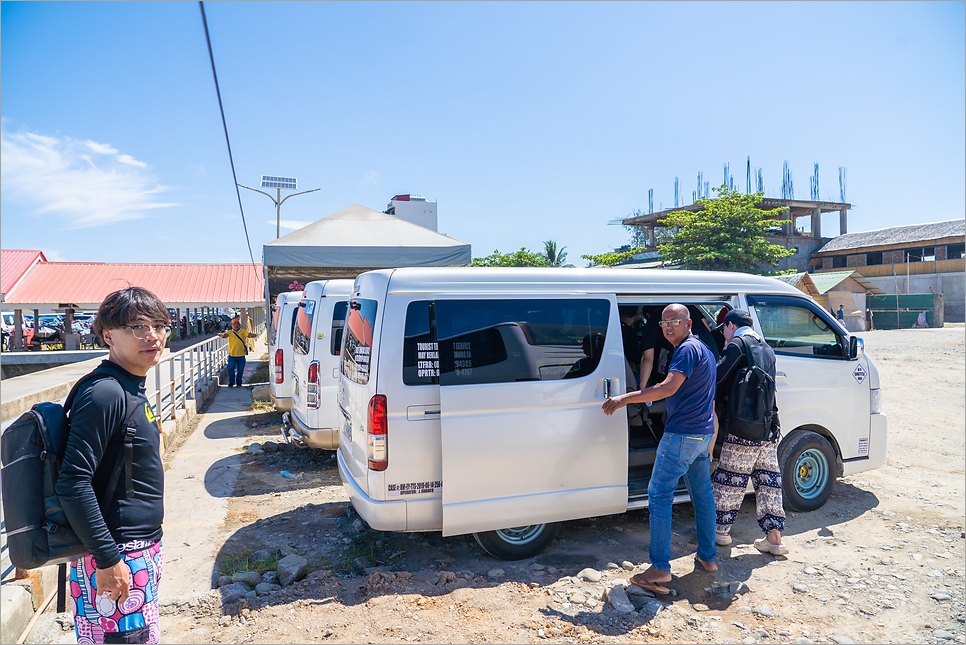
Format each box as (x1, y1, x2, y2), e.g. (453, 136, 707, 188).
(602, 303, 717, 594)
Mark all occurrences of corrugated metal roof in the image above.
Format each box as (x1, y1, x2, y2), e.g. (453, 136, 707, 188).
(1, 249, 47, 296)
(809, 270, 856, 294)
(3, 262, 264, 308)
(816, 219, 965, 254)
(773, 272, 820, 297)
(808, 269, 884, 295)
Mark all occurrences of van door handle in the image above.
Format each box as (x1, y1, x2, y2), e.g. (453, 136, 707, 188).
(332, 368, 339, 378)
(776, 371, 787, 379)
(604, 377, 613, 399)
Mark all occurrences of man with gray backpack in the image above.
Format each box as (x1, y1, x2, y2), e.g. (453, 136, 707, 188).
(710, 308, 788, 556)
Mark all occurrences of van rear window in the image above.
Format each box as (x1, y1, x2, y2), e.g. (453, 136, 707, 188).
(342, 298, 377, 384)
(403, 299, 610, 386)
(293, 300, 314, 355)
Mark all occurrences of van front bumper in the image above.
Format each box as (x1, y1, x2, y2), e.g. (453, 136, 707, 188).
(281, 411, 338, 450)
(842, 412, 888, 476)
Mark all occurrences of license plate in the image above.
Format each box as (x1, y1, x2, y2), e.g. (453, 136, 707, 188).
(341, 416, 352, 444)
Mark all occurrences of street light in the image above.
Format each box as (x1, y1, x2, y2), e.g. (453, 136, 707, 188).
(236, 175, 320, 239)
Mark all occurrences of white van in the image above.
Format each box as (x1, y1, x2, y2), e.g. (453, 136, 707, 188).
(281, 279, 354, 449)
(268, 291, 303, 412)
(336, 267, 887, 560)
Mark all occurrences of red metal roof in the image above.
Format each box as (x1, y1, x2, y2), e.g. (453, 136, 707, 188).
(1, 250, 47, 296)
(3, 262, 264, 308)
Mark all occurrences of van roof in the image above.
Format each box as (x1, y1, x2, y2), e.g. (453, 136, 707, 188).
(302, 279, 354, 298)
(366, 267, 805, 298)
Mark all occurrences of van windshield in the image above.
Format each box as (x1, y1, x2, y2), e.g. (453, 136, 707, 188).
(342, 298, 377, 384)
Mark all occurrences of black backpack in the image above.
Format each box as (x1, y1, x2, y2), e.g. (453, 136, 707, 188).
(724, 335, 780, 443)
(1, 363, 141, 570)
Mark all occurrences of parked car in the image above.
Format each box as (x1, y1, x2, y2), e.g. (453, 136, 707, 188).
(268, 291, 304, 412)
(336, 267, 887, 560)
(280, 279, 353, 449)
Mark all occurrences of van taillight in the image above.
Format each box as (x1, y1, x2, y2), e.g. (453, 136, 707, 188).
(274, 349, 283, 383)
(307, 361, 320, 409)
(367, 394, 388, 471)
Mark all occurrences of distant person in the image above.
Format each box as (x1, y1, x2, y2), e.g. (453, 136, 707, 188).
(56, 287, 169, 644)
(602, 303, 718, 594)
(866, 307, 874, 331)
(218, 317, 249, 387)
(836, 305, 845, 322)
(710, 309, 788, 555)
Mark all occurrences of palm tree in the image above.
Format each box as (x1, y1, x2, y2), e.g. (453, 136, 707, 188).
(543, 240, 573, 267)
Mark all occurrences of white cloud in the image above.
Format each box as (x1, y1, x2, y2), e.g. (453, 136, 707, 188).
(84, 140, 118, 155)
(360, 170, 380, 186)
(270, 219, 313, 231)
(0, 128, 177, 227)
(117, 154, 147, 168)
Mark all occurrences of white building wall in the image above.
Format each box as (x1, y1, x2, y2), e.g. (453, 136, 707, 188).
(390, 199, 438, 231)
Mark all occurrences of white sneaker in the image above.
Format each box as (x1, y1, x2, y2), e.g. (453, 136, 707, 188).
(715, 532, 732, 546)
(754, 537, 789, 555)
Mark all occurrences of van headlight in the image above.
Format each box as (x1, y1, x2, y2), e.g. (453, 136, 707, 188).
(870, 389, 881, 414)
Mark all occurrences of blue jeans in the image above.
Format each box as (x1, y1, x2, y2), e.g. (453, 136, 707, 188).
(647, 432, 716, 572)
(227, 355, 246, 386)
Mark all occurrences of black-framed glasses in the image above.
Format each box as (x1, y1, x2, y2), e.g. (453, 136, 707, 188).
(121, 324, 172, 340)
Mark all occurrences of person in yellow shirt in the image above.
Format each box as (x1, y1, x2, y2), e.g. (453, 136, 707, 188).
(218, 317, 249, 387)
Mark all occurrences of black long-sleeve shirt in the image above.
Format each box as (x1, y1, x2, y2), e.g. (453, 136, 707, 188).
(55, 361, 164, 568)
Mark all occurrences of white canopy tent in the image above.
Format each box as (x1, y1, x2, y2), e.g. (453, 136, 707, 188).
(262, 203, 471, 306)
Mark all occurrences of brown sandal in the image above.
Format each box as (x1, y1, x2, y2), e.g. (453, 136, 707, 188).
(630, 573, 670, 595)
(695, 556, 718, 572)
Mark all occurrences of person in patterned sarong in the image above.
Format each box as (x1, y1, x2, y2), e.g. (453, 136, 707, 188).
(710, 309, 789, 556)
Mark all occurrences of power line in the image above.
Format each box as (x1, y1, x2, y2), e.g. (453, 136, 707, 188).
(199, 1, 258, 277)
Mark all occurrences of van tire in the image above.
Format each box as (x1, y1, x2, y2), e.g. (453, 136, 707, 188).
(473, 522, 561, 560)
(779, 430, 836, 512)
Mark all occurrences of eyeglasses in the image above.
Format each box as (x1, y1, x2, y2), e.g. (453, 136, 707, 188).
(658, 319, 688, 328)
(121, 324, 172, 340)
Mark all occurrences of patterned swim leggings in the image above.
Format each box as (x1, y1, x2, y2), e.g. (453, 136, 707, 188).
(712, 435, 786, 534)
(70, 541, 162, 644)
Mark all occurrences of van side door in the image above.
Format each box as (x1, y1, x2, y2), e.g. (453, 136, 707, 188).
(746, 295, 871, 462)
(435, 295, 628, 537)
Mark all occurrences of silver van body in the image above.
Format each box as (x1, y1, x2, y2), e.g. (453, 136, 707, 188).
(336, 267, 887, 559)
(268, 291, 303, 412)
(282, 279, 353, 449)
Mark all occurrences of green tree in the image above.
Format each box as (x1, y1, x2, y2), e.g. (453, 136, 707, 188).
(657, 185, 794, 272)
(542, 240, 574, 267)
(581, 247, 646, 267)
(471, 248, 548, 267)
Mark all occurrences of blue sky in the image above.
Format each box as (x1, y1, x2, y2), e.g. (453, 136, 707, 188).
(2, 1, 963, 266)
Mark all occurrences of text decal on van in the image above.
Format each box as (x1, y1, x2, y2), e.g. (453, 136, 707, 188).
(387, 481, 442, 497)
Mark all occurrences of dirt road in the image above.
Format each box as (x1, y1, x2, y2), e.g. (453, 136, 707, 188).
(157, 326, 965, 644)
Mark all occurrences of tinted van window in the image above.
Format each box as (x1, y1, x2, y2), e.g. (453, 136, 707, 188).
(403, 301, 439, 386)
(293, 301, 314, 355)
(417, 299, 610, 386)
(330, 301, 348, 356)
(342, 298, 378, 384)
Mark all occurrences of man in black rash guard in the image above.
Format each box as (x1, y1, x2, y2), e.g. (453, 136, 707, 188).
(55, 287, 169, 644)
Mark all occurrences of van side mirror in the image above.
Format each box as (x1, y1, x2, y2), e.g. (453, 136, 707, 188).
(849, 336, 864, 360)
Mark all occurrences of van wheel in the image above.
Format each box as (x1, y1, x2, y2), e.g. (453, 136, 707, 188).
(778, 431, 836, 512)
(473, 522, 561, 560)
